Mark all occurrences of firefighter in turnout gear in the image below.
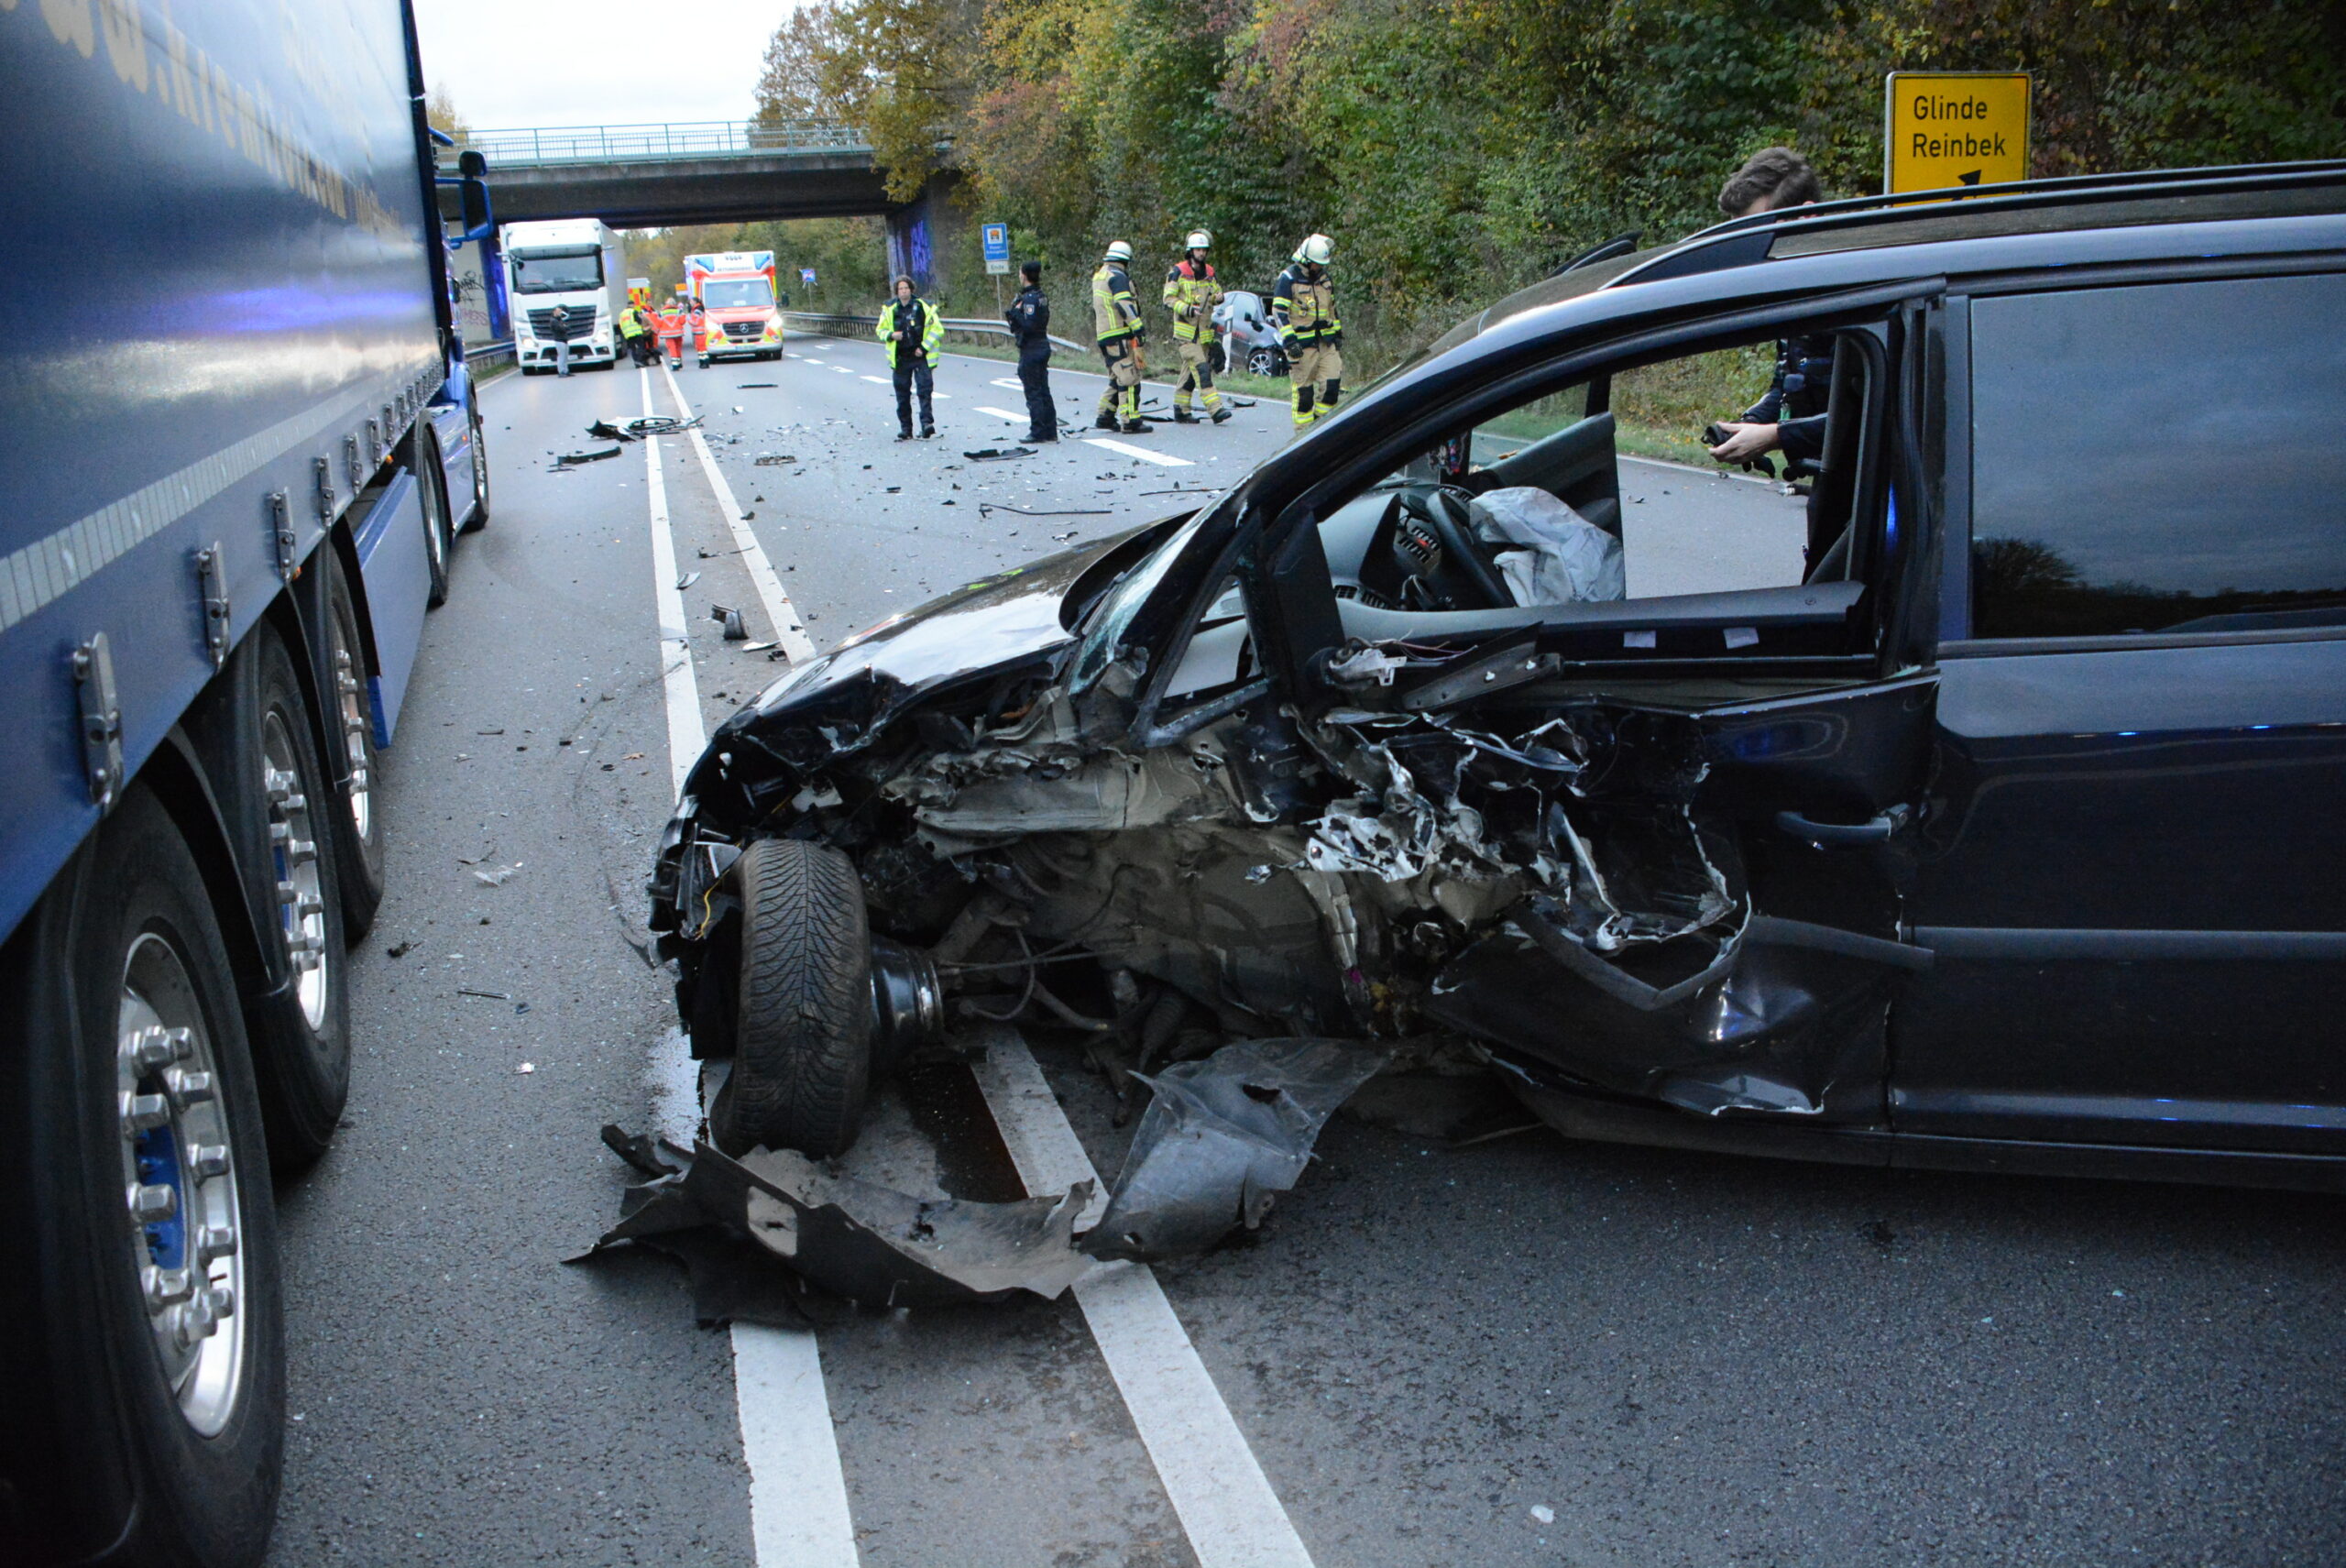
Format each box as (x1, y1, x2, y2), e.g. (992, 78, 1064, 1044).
(1163, 229, 1229, 424)
(1271, 233, 1342, 429)
(1091, 240, 1148, 434)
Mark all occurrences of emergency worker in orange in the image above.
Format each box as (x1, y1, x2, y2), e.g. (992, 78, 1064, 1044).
(654, 294, 687, 369)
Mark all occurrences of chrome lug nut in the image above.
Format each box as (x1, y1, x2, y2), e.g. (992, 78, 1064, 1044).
(121, 1025, 193, 1073)
(128, 1182, 178, 1223)
(144, 1266, 195, 1310)
(163, 1067, 215, 1109)
(207, 1283, 236, 1321)
(194, 1222, 238, 1263)
(188, 1144, 232, 1182)
(120, 1091, 171, 1135)
(264, 766, 297, 802)
(287, 838, 318, 865)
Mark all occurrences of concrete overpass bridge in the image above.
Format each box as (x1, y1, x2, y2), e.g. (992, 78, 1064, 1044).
(450, 120, 960, 284)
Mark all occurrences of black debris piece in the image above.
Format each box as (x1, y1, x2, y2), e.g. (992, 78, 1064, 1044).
(675, 571, 701, 590)
(738, 382, 779, 389)
(710, 604, 748, 641)
(554, 444, 622, 466)
(586, 420, 635, 442)
(978, 502, 1113, 519)
(583, 1134, 1093, 1308)
(963, 447, 1036, 462)
(1084, 1037, 1392, 1263)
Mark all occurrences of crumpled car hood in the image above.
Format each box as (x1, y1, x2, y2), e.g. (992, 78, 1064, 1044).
(741, 528, 1150, 722)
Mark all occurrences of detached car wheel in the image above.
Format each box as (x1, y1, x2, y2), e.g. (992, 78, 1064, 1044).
(708, 839, 873, 1157)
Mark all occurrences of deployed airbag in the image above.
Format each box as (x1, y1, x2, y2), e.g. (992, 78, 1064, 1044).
(1470, 487, 1625, 606)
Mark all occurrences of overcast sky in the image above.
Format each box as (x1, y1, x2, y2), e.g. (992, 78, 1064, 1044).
(413, 0, 790, 128)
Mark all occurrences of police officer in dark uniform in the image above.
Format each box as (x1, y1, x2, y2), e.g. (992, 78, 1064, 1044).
(1705, 148, 1828, 470)
(1004, 259, 1057, 443)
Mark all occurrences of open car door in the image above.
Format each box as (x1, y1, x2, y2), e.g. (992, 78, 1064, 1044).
(1230, 285, 1946, 1137)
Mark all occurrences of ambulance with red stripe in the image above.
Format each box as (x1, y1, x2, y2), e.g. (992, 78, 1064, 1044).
(683, 251, 784, 365)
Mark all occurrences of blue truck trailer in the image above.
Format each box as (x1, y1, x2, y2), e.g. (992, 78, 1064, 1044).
(0, 5, 489, 1562)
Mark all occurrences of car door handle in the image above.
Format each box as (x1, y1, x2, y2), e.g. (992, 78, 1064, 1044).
(1776, 806, 1906, 845)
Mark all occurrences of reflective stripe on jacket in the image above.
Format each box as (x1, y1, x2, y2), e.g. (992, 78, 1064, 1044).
(1092, 262, 1141, 345)
(876, 298, 943, 367)
(1271, 264, 1340, 343)
(1163, 260, 1222, 343)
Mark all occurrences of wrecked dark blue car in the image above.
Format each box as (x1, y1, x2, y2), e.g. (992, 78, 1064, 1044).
(652, 160, 2346, 1199)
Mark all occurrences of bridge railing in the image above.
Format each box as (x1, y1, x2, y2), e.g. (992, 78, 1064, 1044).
(455, 119, 867, 167)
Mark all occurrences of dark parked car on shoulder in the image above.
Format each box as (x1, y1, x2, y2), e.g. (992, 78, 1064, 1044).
(653, 160, 2346, 1194)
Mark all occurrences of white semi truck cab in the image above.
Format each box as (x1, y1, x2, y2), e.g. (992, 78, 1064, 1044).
(504, 219, 623, 372)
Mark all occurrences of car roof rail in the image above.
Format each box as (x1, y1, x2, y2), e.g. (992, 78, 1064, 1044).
(1615, 159, 2346, 289)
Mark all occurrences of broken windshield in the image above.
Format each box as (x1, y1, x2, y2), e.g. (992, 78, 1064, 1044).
(1068, 498, 1223, 692)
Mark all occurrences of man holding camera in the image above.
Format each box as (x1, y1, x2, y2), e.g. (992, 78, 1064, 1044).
(1705, 148, 1831, 472)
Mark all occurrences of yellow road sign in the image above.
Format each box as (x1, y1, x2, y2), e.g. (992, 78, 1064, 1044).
(1884, 72, 2031, 193)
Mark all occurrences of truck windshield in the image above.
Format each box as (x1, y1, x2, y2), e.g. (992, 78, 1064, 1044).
(512, 247, 604, 294)
(701, 279, 775, 310)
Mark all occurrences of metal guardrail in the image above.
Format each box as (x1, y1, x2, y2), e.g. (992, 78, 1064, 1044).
(466, 338, 516, 377)
(782, 310, 1087, 356)
(455, 119, 867, 168)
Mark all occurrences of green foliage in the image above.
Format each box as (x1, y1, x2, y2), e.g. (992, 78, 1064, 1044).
(757, 0, 2346, 376)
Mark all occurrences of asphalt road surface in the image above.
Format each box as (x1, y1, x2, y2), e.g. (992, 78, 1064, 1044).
(263, 341, 2346, 1568)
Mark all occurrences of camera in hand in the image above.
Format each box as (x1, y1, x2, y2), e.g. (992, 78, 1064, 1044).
(1702, 422, 1776, 480)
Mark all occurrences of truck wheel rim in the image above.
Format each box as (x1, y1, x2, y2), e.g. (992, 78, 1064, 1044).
(262, 708, 332, 1028)
(332, 636, 373, 844)
(116, 932, 249, 1438)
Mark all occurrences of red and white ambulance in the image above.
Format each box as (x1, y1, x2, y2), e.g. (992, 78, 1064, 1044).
(683, 250, 784, 366)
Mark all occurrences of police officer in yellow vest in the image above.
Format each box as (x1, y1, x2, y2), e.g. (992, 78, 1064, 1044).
(1163, 229, 1230, 425)
(1271, 234, 1342, 429)
(1091, 241, 1148, 435)
(618, 302, 652, 367)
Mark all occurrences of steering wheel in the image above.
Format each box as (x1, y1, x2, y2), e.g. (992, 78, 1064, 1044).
(1389, 485, 1510, 610)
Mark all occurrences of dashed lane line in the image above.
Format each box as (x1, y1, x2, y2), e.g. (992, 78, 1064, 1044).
(975, 406, 1027, 423)
(636, 367, 859, 1568)
(861, 375, 890, 385)
(659, 365, 817, 664)
(1084, 436, 1192, 467)
(971, 1029, 1318, 1568)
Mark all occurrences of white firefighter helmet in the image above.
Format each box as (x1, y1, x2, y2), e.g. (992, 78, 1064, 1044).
(1185, 229, 1213, 251)
(1294, 233, 1333, 266)
(1104, 239, 1134, 263)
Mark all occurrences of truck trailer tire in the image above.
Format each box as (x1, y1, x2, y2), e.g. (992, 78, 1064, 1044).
(0, 785, 284, 1568)
(320, 553, 386, 938)
(417, 428, 454, 609)
(461, 406, 489, 532)
(707, 839, 873, 1158)
(240, 624, 351, 1170)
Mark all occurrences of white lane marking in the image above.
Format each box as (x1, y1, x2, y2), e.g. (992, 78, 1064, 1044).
(975, 406, 1026, 424)
(659, 364, 817, 664)
(833, 366, 855, 375)
(1084, 436, 1192, 467)
(801, 356, 825, 364)
(970, 1030, 1316, 1568)
(991, 378, 1024, 389)
(861, 375, 890, 385)
(735, 1327, 861, 1568)
(641, 371, 704, 800)
(639, 367, 859, 1568)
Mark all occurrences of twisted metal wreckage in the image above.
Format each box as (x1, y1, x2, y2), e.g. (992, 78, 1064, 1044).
(609, 531, 1913, 1310)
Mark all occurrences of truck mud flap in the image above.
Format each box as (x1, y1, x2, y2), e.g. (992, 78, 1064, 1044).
(349, 469, 432, 748)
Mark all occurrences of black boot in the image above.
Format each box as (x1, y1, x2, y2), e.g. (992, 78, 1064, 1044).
(1173, 407, 1197, 423)
(1120, 419, 1149, 435)
(1210, 407, 1233, 424)
(1094, 411, 1119, 431)
(921, 424, 937, 439)
(895, 428, 913, 442)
